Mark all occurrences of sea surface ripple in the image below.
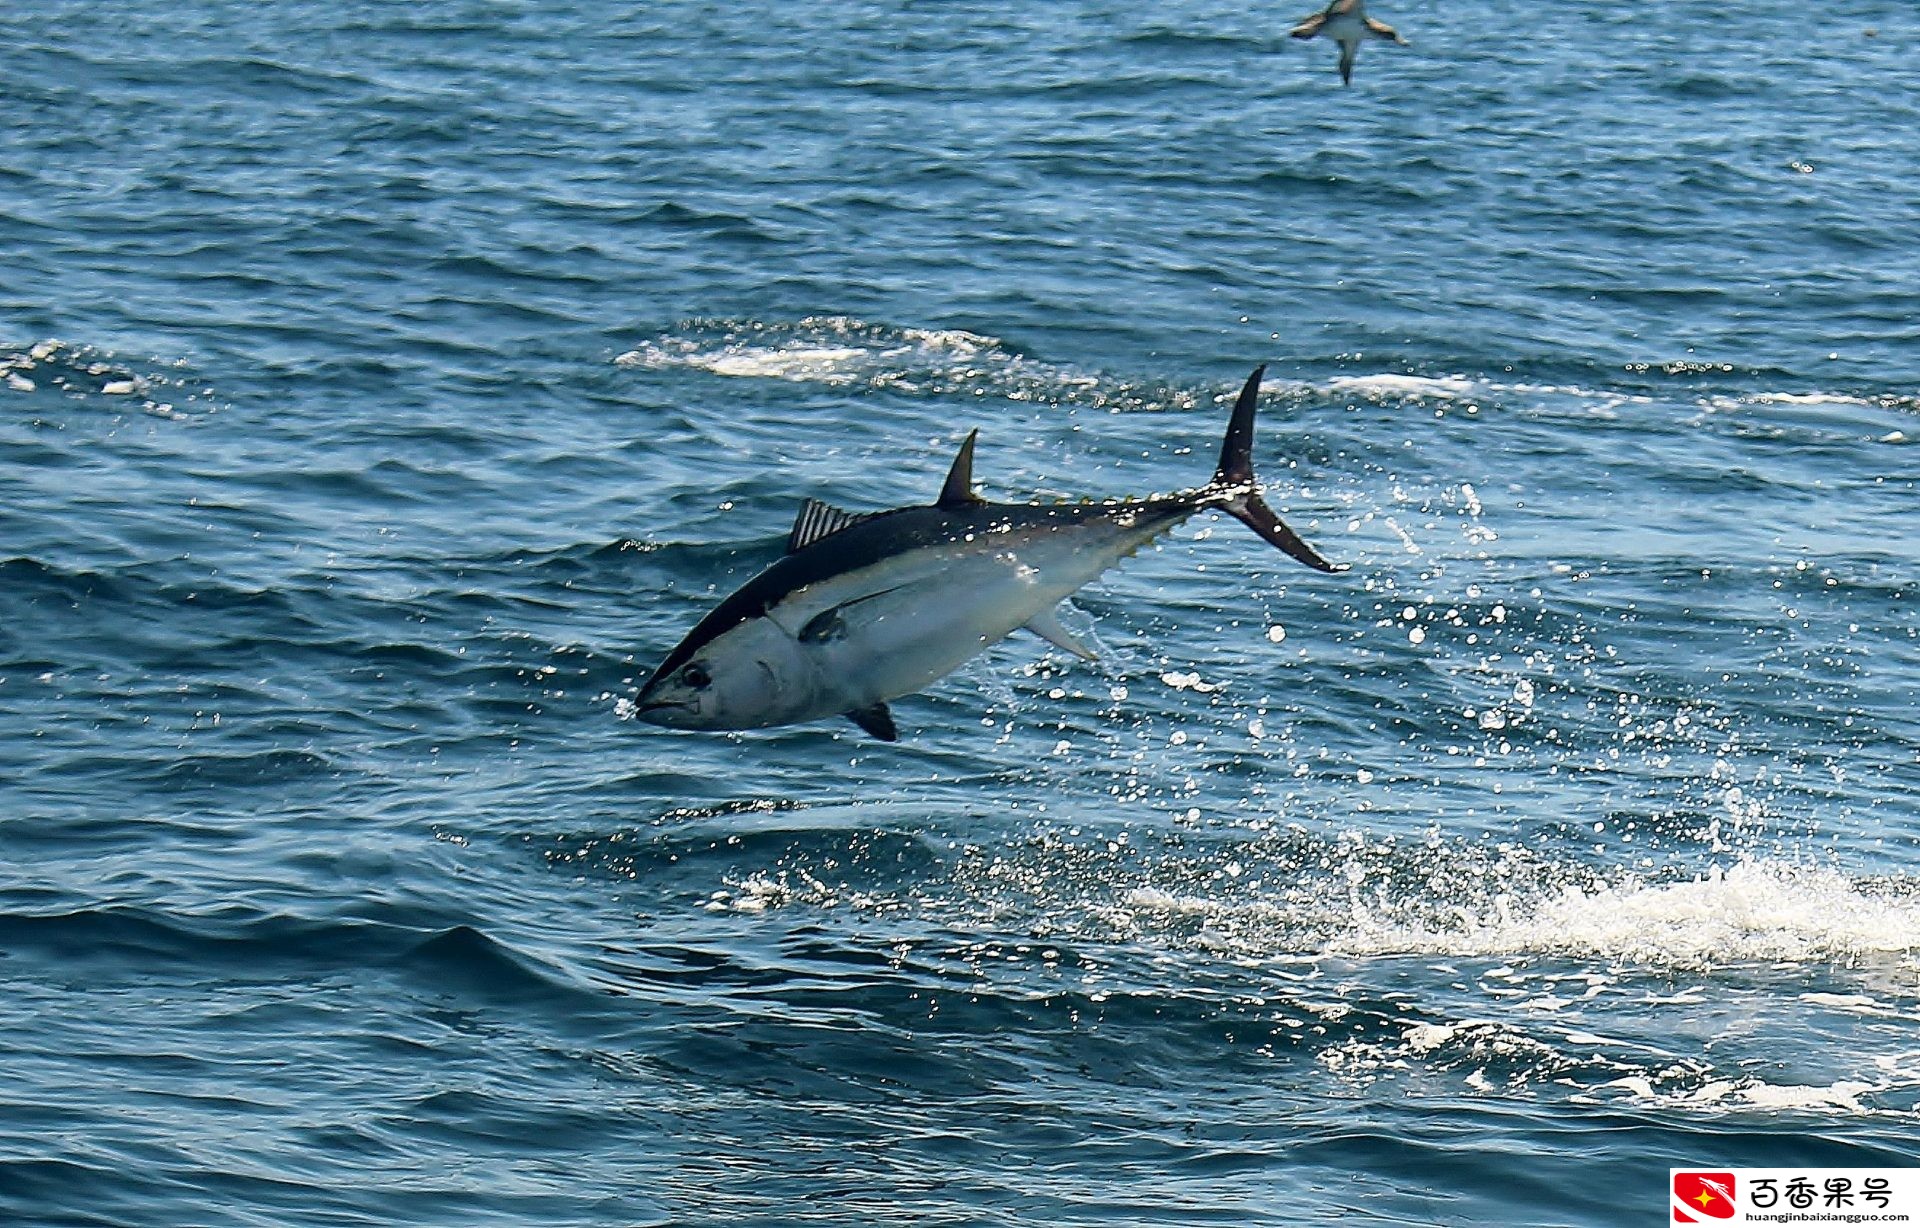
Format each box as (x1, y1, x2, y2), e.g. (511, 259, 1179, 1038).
(3, 1, 1918, 1224)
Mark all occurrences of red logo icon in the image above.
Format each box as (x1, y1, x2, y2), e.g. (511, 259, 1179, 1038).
(1674, 1172, 1738, 1221)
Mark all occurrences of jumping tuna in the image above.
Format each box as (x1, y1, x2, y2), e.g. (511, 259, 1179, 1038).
(635, 365, 1339, 741)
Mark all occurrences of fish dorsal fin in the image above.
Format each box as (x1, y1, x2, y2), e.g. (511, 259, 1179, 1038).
(937, 430, 984, 508)
(787, 498, 870, 554)
(845, 702, 898, 741)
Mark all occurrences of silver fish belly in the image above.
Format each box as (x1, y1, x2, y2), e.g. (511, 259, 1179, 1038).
(772, 504, 1188, 713)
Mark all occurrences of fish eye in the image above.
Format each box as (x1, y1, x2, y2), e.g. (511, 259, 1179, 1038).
(680, 663, 712, 690)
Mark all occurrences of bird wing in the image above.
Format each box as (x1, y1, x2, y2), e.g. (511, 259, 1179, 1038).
(1365, 16, 1408, 44)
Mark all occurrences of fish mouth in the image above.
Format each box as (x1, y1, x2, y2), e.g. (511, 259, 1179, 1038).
(633, 697, 695, 724)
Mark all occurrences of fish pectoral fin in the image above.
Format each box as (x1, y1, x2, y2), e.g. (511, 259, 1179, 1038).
(799, 607, 845, 643)
(795, 582, 909, 643)
(1291, 13, 1326, 37)
(845, 702, 899, 741)
(1024, 605, 1099, 663)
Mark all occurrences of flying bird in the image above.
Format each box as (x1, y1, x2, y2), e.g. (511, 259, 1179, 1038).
(1291, 0, 1408, 85)
(635, 366, 1340, 741)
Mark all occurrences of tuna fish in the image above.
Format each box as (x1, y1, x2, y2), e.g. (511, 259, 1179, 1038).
(636, 365, 1339, 740)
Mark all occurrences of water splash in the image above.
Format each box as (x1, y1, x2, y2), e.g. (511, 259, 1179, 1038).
(0, 339, 204, 421)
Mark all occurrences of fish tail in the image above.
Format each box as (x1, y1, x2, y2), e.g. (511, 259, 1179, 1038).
(1210, 365, 1342, 574)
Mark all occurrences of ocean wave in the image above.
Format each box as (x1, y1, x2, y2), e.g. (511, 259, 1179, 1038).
(0, 905, 598, 1003)
(613, 319, 1685, 430)
(616, 316, 1203, 413)
(617, 324, 1916, 446)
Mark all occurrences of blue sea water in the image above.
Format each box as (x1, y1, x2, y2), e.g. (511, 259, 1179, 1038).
(3, 0, 1919, 1223)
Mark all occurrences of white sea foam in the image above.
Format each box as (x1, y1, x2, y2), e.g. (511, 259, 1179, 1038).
(1717, 391, 1876, 408)
(1350, 861, 1920, 965)
(1325, 373, 1479, 399)
(697, 345, 870, 381)
(613, 318, 1207, 412)
(1717, 1080, 1876, 1111)
(1126, 860, 1920, 968)
(1262, 371, 1675, 429)
(616, 317, 1040, 392)
(1304, 371, 1663, 408)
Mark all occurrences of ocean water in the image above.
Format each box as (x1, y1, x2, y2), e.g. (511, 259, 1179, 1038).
(3, 1, 1918, 1223)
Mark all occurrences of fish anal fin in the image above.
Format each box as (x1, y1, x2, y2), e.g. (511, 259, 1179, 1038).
(788, 498, 871, 554)
(845, 702, 898, 741)
(1024, 604, 1099, 663)
(938, 430, 985, 507)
